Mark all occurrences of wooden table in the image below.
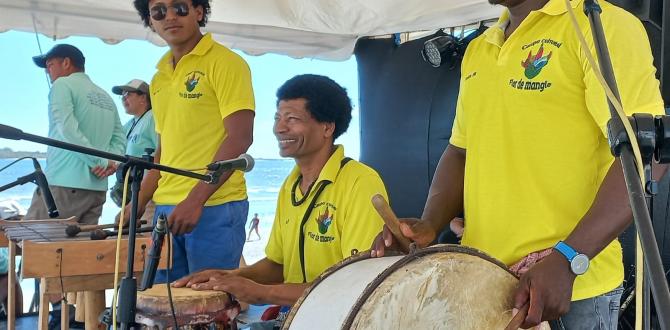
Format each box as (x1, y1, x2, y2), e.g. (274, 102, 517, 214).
(0, 218, 167, 330)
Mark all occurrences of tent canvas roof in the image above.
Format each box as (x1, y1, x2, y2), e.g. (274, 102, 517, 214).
(0, 0, 502, 60)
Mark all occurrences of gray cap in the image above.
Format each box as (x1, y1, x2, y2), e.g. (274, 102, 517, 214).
(33, 44, 85, 68)
(112, 79, 150, 95)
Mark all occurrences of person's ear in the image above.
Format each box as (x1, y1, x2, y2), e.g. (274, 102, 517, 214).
(323, 122, 335, 139)
(194, 4, 204, 24)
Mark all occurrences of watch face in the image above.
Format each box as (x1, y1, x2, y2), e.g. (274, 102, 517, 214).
(571, 254, 590, 275)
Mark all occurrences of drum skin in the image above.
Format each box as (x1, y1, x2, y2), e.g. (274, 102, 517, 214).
(283, 244, 522, 330)
(136, 284, 239, 329)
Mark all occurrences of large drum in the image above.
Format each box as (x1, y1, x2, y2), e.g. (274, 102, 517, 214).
(283, 244, 521, 329)
(136, 284, 240, 329)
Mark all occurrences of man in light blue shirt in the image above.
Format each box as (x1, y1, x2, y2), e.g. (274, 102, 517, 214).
(25, 43, 126, 329)
(110, 79, 157, 220)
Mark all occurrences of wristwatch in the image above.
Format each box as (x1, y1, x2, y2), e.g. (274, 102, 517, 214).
(553, 241, 589, 275)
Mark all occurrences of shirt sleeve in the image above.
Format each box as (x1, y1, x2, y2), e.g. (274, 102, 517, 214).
(211, 52, 256, 119)
(265, 195, 284, 265)
(583, 8, 665, 137)
(107, 110, 127, 156)
(48, 81, 107, 168)
(449, 94, 467, 148)
(338, 173, 387, 257)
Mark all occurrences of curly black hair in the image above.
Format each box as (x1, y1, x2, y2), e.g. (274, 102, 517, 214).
(276, 74, 352, 140)
(133, 0, 211, 27)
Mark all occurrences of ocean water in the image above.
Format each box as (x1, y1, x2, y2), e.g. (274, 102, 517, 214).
(0, 157, 294, 312)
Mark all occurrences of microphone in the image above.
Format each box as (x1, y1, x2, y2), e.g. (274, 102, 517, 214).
(32, 158, 59, 218)
(207, 154, 254, 172)
(0, 124, 25, 140)
(206, 154, 254, 184)
(140, 214, 167, 291)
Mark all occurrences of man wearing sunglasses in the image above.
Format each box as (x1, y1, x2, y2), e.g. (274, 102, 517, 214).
(130, 0, 255, 283)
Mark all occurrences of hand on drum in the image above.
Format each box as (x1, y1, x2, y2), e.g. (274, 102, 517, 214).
(370, 218, 437, 257)
(506, 252, 576, 329)
(191, 274, 265, 305)
(168, 197, 203, 235)
(172, 269, 231, 288)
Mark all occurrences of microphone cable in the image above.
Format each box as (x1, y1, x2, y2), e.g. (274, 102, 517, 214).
(111, 168, 131, 330)
(564, 2, 646, 329)
(0, 157, 35, 174)
(165, 231, 179, 329)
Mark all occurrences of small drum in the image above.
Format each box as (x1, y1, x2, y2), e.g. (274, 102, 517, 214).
(136, 284, 240, 329)
(283, 244, 521, 330)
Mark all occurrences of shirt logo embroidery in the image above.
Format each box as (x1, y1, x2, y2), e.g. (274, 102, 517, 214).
(508, 39, 561, 92)
(307, 202, 337, 243)
(521, 44, 552, 79)
(179, 71, 205, 99)
(316, 205, 333, 234)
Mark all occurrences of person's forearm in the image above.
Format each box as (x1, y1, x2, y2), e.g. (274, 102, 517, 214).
(235, 258, 284, 285)
(263, 283, 311, 306)
(566, 161, 668, 258)
(185, 112, 253, 206)
(421, 144, 466, 233)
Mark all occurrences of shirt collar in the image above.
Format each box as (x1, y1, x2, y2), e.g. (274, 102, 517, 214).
(287, 145, 346, 188)
(156, 32, 214, 72)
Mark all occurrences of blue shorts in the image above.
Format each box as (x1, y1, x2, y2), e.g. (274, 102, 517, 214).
(153, 200, 249, 283)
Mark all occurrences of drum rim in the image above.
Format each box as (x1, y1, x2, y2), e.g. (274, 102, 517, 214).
(281, 249, 404, 329)
(282, 244, 517, 330)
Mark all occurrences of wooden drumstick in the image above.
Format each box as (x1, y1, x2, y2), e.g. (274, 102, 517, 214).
(504, 302, 529, 330)
(65, 220, 147, 237)
(371, 194, 412, 253)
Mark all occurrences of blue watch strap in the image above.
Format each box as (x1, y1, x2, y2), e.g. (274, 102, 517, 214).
(554, 241, 578, 261)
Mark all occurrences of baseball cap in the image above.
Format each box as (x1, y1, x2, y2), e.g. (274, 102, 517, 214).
(112, 79, 150, 95)
(32, 44, 85, 68)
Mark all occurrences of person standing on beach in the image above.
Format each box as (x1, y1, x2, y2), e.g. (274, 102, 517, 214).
(247, 213, 261, 241)
(28, 43, 126, 329)
(174, 75, 388, 322)
(128, 0, 255, 282)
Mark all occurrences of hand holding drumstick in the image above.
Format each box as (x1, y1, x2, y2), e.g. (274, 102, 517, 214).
(370, 194, 438, 257)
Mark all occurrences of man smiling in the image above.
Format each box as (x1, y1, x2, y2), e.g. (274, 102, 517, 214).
(130, 0, 255, 282)
(174, 75, 387, 324)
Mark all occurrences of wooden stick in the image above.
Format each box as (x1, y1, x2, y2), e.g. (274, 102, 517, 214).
(504, 302, 529, 330)
(371, 194, 411, 253)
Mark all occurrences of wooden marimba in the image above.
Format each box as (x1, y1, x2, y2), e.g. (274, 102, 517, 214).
(0, 217, 167, 330)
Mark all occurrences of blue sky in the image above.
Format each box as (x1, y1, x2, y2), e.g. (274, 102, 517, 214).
(0, 30, 360, 159)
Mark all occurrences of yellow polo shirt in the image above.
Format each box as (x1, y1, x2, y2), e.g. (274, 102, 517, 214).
(451, 0, 664, 300)
(266, 146, 387, 283)
(150, 33, 255, 205)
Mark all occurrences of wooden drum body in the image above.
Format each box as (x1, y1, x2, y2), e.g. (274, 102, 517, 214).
(283, 244, 520, 330)
(136, 284, 240, 329)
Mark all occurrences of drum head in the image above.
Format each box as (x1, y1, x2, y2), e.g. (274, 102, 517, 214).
(347, 245, 519, 329)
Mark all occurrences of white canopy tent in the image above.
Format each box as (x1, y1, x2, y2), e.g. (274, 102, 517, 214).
(0, 0, 502, 60)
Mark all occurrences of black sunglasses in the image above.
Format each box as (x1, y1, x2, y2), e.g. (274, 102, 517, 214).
(150, 2, 190, 21)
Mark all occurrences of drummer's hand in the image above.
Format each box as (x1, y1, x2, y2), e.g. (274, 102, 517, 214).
(168, 197, 203, 235)
(115, 203, 145, 228)
(172, 269, 230, 288)
(196, 274, 265, 305)
(371, 218, 437, 257)
(508, 252, 576, 329)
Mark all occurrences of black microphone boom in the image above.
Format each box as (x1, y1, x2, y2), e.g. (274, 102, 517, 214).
(32, 158, 59, 218)
(140, 214, 168, 291)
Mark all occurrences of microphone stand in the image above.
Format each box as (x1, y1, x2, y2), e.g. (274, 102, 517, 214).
(0, 124, 215, 329)
(584, 0, 670, 327)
